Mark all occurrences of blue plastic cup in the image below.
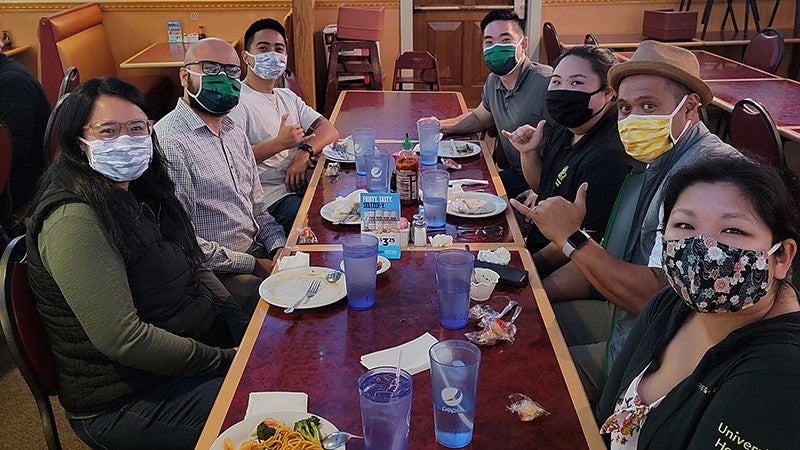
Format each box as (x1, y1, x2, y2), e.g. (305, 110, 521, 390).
(365, 149, 391, 193)
(342, 234, 379, 310)
(359, 367, 413, 450)
(420, 169, 450, 228)
(434, 249, 473, 329)
(352, 127, 376, 176)
(417, 118, 441, 166)
(429, 340, 481, 448)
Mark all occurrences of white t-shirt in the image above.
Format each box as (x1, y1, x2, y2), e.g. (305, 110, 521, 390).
(228, 84, 321, 207)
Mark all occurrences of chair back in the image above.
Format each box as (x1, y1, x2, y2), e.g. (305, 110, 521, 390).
(743, 27, 784, 74)
(280, 69, 305, 98)
(0, 236, 62, 450)
(283, 11, 296, 76)
(42, 93, 70, 166)
(542, 22, 563, 66)
(58, 66, 80, 98)
(392, 51, 441, 91)
(584, 33, 599, 46)
(38, 3, 117, 105)
(729, 98, 785, 167)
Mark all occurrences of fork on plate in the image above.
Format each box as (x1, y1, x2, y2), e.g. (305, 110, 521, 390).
(284, 279, 322, 313)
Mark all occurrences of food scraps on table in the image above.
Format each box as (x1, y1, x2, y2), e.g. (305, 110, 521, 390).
(223, 416, 324, 450)
(507, 393, 550, 422)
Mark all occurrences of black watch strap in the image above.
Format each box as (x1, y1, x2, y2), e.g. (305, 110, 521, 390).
(298, 143, 313, 157)
(562, 230, 591, 258)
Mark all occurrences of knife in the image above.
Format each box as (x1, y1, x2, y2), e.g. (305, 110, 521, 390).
(449, 179, 489, 187)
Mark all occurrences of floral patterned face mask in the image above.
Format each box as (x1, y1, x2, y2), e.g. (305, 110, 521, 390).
(661, 235, 781, 313)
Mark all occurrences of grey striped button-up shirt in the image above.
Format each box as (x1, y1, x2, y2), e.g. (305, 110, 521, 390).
(155, 99, 286, 274)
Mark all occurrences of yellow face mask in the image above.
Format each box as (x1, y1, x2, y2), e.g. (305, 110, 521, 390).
(618, 95, 691, 163)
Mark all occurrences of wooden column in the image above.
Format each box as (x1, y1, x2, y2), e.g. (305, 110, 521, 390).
(293, 0, 316, 109)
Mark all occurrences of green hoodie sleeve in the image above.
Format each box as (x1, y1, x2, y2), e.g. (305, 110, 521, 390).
(38, 203, 235, 377)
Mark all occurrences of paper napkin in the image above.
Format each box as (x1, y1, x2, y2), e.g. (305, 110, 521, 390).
(245, 391, 308, 420)
(275, 251, 310, 272)
(478, 247, 511, 265)
(360, 332, 439, 375)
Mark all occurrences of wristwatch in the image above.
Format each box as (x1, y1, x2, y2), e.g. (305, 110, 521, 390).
(562, 230, 592, 258)
(298, 143, 314, 158)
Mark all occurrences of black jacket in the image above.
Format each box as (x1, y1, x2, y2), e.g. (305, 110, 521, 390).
(597, 286, 800, 449)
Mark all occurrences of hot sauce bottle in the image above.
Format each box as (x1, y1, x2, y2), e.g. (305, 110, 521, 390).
(396, 136, 419, 206)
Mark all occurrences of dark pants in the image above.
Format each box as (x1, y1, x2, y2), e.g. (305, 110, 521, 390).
(267, 194, 303, 237)
(499, 169, 530, 199)
(70, 376, 223, 450)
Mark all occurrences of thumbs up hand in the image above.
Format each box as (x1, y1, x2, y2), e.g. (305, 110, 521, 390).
(510, 182, 589, 247)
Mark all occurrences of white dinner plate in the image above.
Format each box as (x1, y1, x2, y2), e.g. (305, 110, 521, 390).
(259, 267, 347, 309)
(210, 411, 342, 450)
(320, 200, 361, 226)
(340, 255, 391, 275)
(322, 141, 355, 163)
(447, 191, 508, 218)
(413, 141, 481, 159)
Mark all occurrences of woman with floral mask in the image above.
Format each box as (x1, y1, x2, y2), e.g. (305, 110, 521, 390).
(506, 45, 634, 277)
(597, 155, 800, 449)
(25, 78, 248, 449)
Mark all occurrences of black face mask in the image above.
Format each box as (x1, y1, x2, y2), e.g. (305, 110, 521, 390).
(546, 86, 606, 128)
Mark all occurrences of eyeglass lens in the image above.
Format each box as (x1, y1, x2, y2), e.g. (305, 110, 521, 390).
(90, 120, 152, 140)
(199, 61, 242, 78)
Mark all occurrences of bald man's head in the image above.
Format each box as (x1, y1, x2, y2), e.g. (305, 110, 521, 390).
(184, 38, 240, 66)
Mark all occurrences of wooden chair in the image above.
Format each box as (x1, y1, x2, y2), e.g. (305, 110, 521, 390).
(584, 33, 599, 46)
(729, 98, 784, 167)
(279, 69, 305, 99)
(743, 27, 784, 74)
(38, 3, 177, 118)
(0, 236, 62, 450)
(392, 51, 441, 91)
(324, 40, 383, 117)
(542, 22, 563, 66)
(42, 93, 71, 166)
(58, 66, 79, 98)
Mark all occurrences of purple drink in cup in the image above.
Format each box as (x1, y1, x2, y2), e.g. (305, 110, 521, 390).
(359, 367, 413, 450)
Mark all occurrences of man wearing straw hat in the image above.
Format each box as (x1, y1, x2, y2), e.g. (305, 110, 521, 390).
(512, 40, 739, 403)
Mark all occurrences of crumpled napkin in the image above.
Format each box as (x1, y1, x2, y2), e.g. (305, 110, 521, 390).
(245, 391, 308, 420)
(429, 234, 453, 248)
(275, 251, 309, 272)
(330, 189, 367, 220)
(360, 332, 439, 375)
(478, 247, 511, 265)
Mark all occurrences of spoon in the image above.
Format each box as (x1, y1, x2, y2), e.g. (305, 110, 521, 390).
(321, 431, 363, 449)
(326, 270, 343, 283)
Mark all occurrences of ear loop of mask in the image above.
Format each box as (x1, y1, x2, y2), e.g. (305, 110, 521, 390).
(185, 68, 205, 99)
(668, 95, 691, 144)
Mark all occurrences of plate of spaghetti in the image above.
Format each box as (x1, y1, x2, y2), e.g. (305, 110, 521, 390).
(212, 411, 343, 450)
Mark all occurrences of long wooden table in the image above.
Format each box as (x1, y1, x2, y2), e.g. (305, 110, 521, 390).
(196, 90, 603, 449)
(120, 41, 239, 69)
(329, 90, 468, 141)
(560, 27, 800, 49)
(1, 45, 30, 57)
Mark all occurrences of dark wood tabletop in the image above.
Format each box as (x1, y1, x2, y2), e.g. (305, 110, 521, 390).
(614, 50, 778, 81)
(560, 28, 800, 49)
(705, 78, 800, 128)
(196, 250, 604, 449)
(329, 91, 468, 141)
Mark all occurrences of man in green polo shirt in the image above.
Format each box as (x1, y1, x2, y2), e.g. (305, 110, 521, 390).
(432, 9, 552, 199)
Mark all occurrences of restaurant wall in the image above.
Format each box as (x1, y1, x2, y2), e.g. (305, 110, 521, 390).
(0, 0, 400, 111)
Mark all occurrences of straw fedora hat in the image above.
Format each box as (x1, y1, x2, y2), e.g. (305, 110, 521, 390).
(608, 40, 713, 105)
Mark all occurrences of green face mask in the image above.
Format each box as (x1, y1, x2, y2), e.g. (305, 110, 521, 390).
(187, 70, 241, 115)
(483, 38, 522, 76)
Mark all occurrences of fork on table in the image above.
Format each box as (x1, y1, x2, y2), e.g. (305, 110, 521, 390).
(284, 279, 322, 313)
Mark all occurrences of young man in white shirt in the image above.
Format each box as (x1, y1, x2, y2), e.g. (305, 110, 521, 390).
(229, 18, 340, 235)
